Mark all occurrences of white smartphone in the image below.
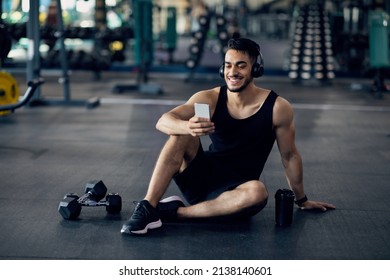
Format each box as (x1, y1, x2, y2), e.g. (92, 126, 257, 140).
(194, 103, 210, 119)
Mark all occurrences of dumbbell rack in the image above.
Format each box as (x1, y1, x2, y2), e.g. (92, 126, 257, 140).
(184, 12, 229, 82)
(288, 4, 336, 85)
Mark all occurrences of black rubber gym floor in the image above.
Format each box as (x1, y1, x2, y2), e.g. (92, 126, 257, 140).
(0, 71, 389, 260)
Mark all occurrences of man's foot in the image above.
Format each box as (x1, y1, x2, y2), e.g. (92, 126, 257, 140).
(121, 200, 162, 235)
(157, 196, 185, 222)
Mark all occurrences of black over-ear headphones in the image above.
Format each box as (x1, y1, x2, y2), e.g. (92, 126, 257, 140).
(219, 40, 264, 78)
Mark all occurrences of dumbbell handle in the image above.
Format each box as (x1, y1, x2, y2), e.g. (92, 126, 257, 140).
(77, 191, 104, 204)
(77, 192, 119, 207)
(80, 200, 109, 207)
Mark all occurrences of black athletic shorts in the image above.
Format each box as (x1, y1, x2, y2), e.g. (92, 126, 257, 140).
(173, 143, 252, 205)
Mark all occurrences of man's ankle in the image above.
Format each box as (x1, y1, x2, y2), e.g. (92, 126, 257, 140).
(143, 197, 158, 208)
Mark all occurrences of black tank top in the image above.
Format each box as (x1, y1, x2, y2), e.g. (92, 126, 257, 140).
(208, 86, 278, 180)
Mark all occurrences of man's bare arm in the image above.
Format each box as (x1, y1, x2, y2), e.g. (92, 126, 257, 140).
(156, 89, 216, 136)
(274, 97, 336, 211)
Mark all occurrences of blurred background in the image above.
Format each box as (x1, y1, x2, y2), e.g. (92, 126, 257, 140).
(0, 0, 389, 89)
(0, 1, 389, 261)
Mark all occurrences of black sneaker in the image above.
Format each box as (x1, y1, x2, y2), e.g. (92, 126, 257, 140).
(121, 200, 162, 235)
(157, 196, 185, 222)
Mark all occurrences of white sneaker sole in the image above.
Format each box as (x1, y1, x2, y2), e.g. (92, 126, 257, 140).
(120, 219, 162, 235)
(159, 195, 184, 204)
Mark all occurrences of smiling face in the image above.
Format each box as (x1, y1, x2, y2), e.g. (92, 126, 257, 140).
(223, 49, 254, 93)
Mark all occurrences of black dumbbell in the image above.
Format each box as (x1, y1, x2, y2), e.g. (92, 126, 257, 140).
(58, 180, 122, 220)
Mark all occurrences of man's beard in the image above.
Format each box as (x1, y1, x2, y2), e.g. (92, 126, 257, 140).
(226, 76, 253, 93)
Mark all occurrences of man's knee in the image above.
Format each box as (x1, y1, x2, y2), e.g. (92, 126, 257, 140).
(165, 135, 200, 171)
(244, 197, 268, 217)
(235, 181, 268, 218)
(241, 180, 268, 202)
(166, 135, 198, 153)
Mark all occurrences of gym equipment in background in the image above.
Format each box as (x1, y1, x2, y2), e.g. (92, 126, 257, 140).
(0, 20, 44, 115)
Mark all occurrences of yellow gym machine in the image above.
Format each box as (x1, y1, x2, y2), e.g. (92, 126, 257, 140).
(1, 0, 99, 111)
(0, 27, 44, 115)
(0, 15, 18, 116)
(0, 1, 43, 115)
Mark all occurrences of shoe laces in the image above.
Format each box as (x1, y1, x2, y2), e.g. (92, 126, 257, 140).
(132, 201, 150, 219)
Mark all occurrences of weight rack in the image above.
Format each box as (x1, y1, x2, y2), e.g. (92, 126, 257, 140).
(26, 0, 99, 109)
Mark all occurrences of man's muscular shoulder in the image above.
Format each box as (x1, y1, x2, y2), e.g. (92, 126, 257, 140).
(273, 96, 294, 128)
(188, 87, 220, 106)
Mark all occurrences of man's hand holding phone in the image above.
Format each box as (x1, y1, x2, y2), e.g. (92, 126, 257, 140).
(188, 103, 214, 136)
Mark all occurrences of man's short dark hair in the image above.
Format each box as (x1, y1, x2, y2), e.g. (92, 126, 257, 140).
(227, 38, 260, 63)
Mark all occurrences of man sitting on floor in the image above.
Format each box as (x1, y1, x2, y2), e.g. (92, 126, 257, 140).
(121, 37, 335, 235)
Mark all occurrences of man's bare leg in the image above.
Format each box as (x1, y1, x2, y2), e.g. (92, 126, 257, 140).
(146, 136, 269, 219)
(121, 135, 200, 235)
(177, 180, 269, 219)
(144, 135, 200, 208)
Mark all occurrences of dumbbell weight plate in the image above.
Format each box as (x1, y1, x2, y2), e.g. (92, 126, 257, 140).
(0, 72, 20, 116)
(106, 193, 122, 214)
(84, 180, 107, 201)
(58, 194, 82, 220)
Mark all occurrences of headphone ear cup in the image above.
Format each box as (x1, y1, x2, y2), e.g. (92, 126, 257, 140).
(219, 65, 224, 78)
(251, 63, 261, 78)
(251, 62, 260, 78)
(258, 63, 264, 77)
(252, 52, 264, 78)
